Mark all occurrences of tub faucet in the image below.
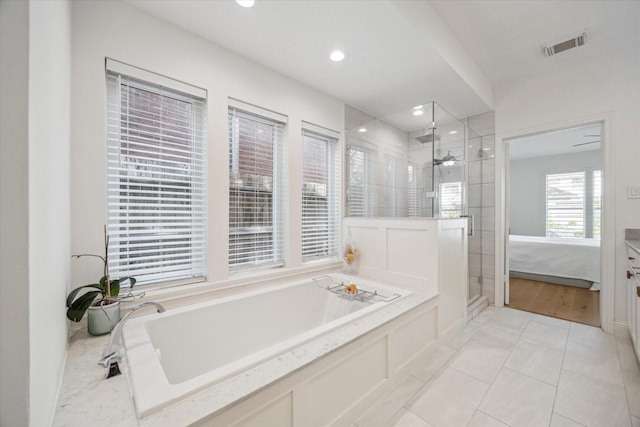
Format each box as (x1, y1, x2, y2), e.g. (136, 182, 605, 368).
(98, 301, 166, 378)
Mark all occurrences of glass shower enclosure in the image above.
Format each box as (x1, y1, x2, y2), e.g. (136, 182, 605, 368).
(345, 102, 481, 304)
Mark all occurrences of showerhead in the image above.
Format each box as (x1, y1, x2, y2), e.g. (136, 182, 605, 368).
(415, 133, 440, 144)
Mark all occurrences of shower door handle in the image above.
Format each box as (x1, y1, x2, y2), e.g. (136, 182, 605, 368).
(460, 214, 474, 236)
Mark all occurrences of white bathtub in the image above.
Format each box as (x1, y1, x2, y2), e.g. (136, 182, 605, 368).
(122, 274, 410, 419)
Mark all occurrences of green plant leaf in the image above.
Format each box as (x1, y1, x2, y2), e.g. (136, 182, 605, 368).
(65, 283, 103, 308)
(109, 279, 120, 298)
(66, 290, 101, 322)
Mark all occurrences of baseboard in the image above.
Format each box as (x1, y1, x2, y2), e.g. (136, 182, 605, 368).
(614, 320, 629, 339)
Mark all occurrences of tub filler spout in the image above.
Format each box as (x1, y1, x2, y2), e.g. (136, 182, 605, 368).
(98, 301, 166, 378)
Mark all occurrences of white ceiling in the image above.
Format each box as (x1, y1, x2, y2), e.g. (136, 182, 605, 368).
(125, 0, 639, 125)
(508, 123, 601, 160)
(430, 0, 640, 86)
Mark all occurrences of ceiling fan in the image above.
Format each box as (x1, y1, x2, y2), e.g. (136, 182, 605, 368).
(434, 151, 461, 166)
(572, 134, 601, 148)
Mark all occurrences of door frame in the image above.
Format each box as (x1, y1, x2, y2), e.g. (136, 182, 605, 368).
(494, 113, 614, 333)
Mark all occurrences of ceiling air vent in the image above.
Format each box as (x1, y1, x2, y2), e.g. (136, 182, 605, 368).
(543, 33, 586, 57)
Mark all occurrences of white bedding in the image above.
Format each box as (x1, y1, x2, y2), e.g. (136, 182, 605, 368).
(509, 235, 601, 284)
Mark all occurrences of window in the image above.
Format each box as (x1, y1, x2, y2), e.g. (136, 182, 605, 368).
(347, 145, 376, 216)
(383, 154, 406, 216)
(593, 170, 601, 239)
(228, 104, 286, 270)
(106, 60, 207, 286)
(546, 172, 585, 238)
(545, 170, 601, 239)
(301, 128, 339, 260)
(439, 182, 462, 218)
(408, 164, 420, 217)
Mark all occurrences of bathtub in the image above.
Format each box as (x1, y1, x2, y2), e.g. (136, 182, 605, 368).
(122, 273, 413, 420)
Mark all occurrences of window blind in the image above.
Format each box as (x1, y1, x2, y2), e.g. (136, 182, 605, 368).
(545, 171, 585, 238)
(439, 182, 462, 218)
(228, 106, 286, 270)
(383, 154, 406, 217)
(105, 70, 207, 286)
(347, 145, 376, 216)
(408, 164, 420, 217)
(593, 170, 601, 239)
(301, 129, 339, 261)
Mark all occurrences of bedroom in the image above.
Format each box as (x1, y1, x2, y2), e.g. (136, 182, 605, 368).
(506, 123, 603, 326)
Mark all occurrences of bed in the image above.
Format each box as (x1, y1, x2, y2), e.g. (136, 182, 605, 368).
(508, 235, 601, 289)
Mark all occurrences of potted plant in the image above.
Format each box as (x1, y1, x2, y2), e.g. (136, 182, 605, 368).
(66, 226, 136, 335)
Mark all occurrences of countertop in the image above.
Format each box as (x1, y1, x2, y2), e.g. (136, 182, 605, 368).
(53, 290, 437, 426)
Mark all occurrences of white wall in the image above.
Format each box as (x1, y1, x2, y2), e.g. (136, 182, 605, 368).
(510, 150, 602, 236)
(71, 1, 344, 288)
(495, 31, 640, 327)
(0, 1, 71, 425)
(0, 1, 31, 425)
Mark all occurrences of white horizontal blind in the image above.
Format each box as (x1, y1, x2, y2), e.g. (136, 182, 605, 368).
(347, 145, 376, 216)
(545, 171, 585, 238)
(593, 170, 601, 239)
(408, 164, 420, 217)
(301, 129, 339, 261)
(439, 182, 462, 218)
(106, 71, 207, 286)
(383, 154, 406, 217)
(228, 107, 286, 270)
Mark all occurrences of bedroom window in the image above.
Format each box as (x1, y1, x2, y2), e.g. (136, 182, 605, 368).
(545, 170, 601, 239)
(228, 103, 286, 271)
(439, 182, 462, 218)
(106, 60, 207, 287)
(301, 127, 340, 261)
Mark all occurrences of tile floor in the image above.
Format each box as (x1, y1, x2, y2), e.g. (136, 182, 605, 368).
(353, 306, 640, 427)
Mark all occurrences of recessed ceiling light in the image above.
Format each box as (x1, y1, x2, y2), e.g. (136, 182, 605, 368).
(413, 110, 424, 116)
(329, 50, 345, 62)
(413, 105, 423, 110)
(358, 128, 367, 133)
(236, 0, 255, 7)
(449, 130, 458, 135)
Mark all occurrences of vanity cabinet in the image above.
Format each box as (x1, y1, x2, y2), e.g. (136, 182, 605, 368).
(626, 244, 640, 362)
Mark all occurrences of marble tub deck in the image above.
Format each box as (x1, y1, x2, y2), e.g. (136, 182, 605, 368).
(54, 305, 640, 426)
(53, 290, 435, 426)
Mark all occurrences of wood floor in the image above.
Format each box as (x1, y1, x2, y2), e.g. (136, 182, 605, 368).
(506, 277, 600, 327)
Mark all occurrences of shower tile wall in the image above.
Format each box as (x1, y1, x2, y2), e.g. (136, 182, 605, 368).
(465, 111, 496, 303)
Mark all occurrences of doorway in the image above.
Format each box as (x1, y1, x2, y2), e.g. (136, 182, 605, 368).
(503, 123, 603, 326)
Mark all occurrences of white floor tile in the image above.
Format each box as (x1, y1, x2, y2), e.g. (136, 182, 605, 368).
(532, 313, 571, 329)
(479, 368, 556, 427)
(521, 320, 569, 352)
(549, 413, 586, 426)
(568, 322, 617, 351)
(355, 375, 424, 427)
(555, 369, 631, 427)
(492, 307, 532, 330)
(448, 339, 510, 384)
(466, 411, 508, 427)
(410, 345, 457, 382)
(469, 306, 501, 326)
(472, 319, 522, 349)
(504, 339, 563, 386)
(353, 308, 636, 427)
(563, 340, 624, 387)
(407, 368, 489, 427)
(622, 364, 640, 418)
(388, 409, 433, 427)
